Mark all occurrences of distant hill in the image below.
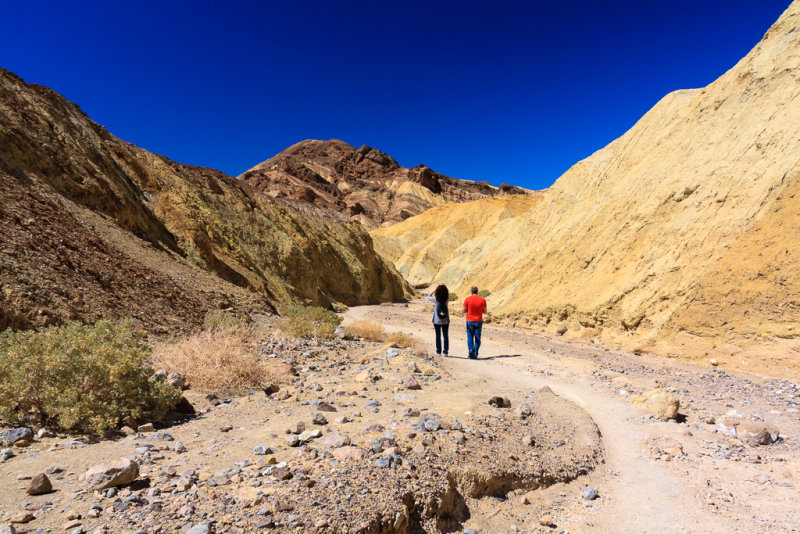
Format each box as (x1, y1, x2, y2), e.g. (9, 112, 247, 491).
(240, 139, 528, 229)
(373, 2, 800, 375)
(0, 69, 410, 332)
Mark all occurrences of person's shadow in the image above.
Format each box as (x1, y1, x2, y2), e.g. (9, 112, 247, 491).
(443, 354, 521, 360)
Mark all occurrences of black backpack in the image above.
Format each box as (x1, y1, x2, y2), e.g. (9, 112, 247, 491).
(436, 301, 448, 319)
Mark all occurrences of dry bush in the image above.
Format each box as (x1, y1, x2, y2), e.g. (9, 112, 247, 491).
(385, 331, 416, 348)
(151, 327, 286, 395)
(204, 309, 248, 329)
(278, 305, 342, 340)
(348, 320, 385, 342)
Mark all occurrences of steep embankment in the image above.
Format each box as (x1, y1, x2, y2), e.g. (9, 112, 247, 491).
(373, 2, 800, 372)
(373, 194, 541, 285)
(0, 69, 410, 331)
(240, 139, 527, 229)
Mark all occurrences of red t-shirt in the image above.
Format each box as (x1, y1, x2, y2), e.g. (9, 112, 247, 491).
(463, 294, 487, 322)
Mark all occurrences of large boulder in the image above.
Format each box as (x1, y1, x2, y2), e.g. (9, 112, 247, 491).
(1, 427, 33, 446)
(85, 457, 139, 490)
(630, 389, 680, 421)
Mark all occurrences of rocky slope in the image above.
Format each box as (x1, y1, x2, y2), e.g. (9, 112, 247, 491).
(240, 139, 528, 229)
(373, 1, 800, 374)
(0, 69, 410, 331)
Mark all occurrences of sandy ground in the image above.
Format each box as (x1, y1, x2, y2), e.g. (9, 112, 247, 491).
(344, 301, 800, 533)
(1, 301, 798, 533)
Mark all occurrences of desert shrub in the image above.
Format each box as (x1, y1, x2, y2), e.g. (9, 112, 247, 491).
(279, 305, 342, 340)
(0, 320, 181, 437)
(385, 331, 416, 348)
(348, 320, 385, 342)
(152, 326, 287, 395)
(204, 309, 246, 329)
(478, 289, 492, 298)
(449, 293, 459, 302)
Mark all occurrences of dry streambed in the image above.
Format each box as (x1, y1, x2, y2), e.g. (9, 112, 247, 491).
(0, 329, 602, 533)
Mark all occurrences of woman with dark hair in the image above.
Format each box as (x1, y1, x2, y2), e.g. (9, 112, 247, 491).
(426, 284, 450, 355)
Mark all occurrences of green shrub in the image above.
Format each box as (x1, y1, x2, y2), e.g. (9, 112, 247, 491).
(0, 320, 181, 437)
(478, 289, 492, 298)
(279, 305, 342, 340)
(449, 293, 459, 302)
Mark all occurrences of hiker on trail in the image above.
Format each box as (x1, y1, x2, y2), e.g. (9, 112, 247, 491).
(426, 285, 450, 355)
(462, 286, 487, 359)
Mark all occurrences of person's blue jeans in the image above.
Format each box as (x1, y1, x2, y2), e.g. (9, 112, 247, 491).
(434, 323, 449, 355)
(466, 321, 482, 357)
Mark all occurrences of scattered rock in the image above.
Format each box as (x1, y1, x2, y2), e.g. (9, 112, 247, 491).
(26, 473, 53, 495)
(488, 396, 510, 408)
(539, 514, 555, 527)
(298, 429, 322, 443)
(710, 358, 719, 367)
(717, 411, 779, 446)
(85, 457, 139, 490)
(63, 519, 82, 530)
(0, 448, 14, 462)
(167, 372, 186, 389)
(0, 523, 17, 534)
(1, 428, 33, 446)
(253, 445, 272, 455)
(137, 423, 155, 433)
(262, 384, 280, 395)
(9, 512, 34, 524)
(332, 446, 367, 461)
(317, 431, 351, 449)
(402, 376, 421, 390)
(582, 486, 598, 500)
(630, 389, 680, 421)
(312, 413, 328, 425)
(121, 416, 138, 431)
(36, 428, 55, 439)
(515, 403, 532, 418)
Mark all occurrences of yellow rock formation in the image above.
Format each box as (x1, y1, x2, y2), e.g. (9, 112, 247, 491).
(373, 2, 800, 376)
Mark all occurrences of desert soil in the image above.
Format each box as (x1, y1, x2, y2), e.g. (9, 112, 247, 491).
(1, 301, 798, 534)
(344, 301, 800, 533)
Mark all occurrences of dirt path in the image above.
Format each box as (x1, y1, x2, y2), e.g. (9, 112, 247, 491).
(345, 302, 800, 533)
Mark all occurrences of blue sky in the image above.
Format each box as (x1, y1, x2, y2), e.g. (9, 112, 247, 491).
(1, 1, 792, 190)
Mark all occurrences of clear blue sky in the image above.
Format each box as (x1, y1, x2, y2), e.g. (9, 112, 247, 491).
(2, 1, 792, 190)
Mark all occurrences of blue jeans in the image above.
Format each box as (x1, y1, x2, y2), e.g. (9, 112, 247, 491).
(466, 321, 482, 357)
(434, 323, 449, 354)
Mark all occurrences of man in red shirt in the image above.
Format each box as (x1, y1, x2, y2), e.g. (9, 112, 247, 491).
(462, 286, 487, 359)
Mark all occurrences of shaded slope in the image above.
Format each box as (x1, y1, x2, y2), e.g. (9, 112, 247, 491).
(0, 69, 410, 330)
(240, 139, 527, 229)
(372, 2, 800, 369)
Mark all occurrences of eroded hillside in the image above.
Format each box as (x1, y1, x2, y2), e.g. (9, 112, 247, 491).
(0, 69, 410, 331)
(240, 139, 527, 229)
(373, 2, 800, 374)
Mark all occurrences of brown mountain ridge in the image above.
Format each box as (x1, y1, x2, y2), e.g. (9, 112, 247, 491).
(240, 139, 528, 229)
(0, 69, 410, 331)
